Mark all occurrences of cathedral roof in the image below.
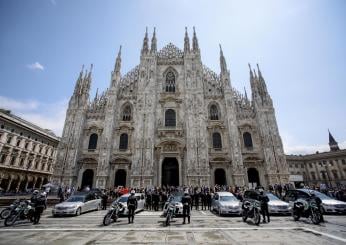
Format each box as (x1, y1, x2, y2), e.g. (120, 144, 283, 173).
(157, 43, 184, 59)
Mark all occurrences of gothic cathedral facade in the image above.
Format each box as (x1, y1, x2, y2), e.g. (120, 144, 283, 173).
(52, 28, 289, 189)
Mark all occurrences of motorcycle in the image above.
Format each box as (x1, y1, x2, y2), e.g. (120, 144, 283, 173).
(242, 200, 261, 225)
(0, 199, 21, 219)
(292, 198, 323, 224)
(165, 202, 179, 226)
(103, 202, 124, 226)
(4, 200, 35, 226)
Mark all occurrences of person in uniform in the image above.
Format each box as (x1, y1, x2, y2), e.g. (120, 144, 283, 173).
(259, 189, 270, 223)
(32, 192, 46, 225)
(127, 190, 138, 223)
(182, 190, 192, 224)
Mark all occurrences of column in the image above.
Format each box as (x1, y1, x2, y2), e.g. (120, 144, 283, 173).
(6, 176, 13, 192)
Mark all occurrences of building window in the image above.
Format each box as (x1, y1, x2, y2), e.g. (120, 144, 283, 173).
(165, 109, 176, 127)
(212, 132, 222, 150)
(243, 132, 253, 148)
(332, 170, 338, 179)
(311, 172, 316, 180)
(0, 154, 6, 163)
(16, 139, 21, 147)
(35, 161, 39, 169)
(10, 157, 16, 165)
(122, 105, 132, 121)
(165, 71, 175, 92)
(25, 142, 29, 149)
(342, 159, 346, 165)
(321, 171, 326, 180)
(41, 163, 45, 171)
(6, 136, 12, 144)
(119, 133, 128, 150)
(209, 104, 219, 120)
(19, 158, 24, 167)
(88, 133, 98, 150)
(309, 163, 312, 168)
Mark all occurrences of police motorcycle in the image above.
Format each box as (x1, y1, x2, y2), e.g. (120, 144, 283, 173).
(4, 200, 35, 226)
(103, 202, 125, 226)
(292, 197, 323, 225)
(0, 199, 21, 219)
(165, 202, 180, 226)
(241, 190, 262, 225)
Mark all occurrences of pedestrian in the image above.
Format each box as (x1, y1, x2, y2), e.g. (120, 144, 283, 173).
(32, 192, 46, 225)
(102, 191, 108, 210)
(127, 190, 137, 223)
(194, 190, 199, 210)
(182, 190, 192, 224)
(259, 189, 270, 223)
(206, 191, 212, 210)
(152, 190, 159, 211)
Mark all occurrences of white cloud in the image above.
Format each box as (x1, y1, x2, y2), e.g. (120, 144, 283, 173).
(0, 95, 67, 136)
(27, 62, 44, 71)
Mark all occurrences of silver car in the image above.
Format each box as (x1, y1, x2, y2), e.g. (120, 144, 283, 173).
(212, 192, 241, 215)
(266, 193, 291, 215)
(52, 193, 101, 216)
(113, 193, 146, 215)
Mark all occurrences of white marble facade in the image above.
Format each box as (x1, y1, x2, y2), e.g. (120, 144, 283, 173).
(52, 28, 289, 189)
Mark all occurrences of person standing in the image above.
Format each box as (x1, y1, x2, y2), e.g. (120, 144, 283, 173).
(127, 190, 138, 223)
(102, 191, 108, 210)
(182, 190, 192, 224)
(194, 190, 199, 210)
(32, 192, 46, 225)
(259, 189, 270, 223)
(206, 191, 212, 210)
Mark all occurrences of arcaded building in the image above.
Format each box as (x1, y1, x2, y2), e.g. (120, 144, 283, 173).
(53, 28, 289, 189)
(0, 109, 59, 192)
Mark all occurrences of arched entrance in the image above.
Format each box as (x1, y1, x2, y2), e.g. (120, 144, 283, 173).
(162, 158, 179, 187)
(215, 168, 227, 186)
(247, 168, 260, 188)
(114, 169, 126, 187)
(35, 177, 42, 189)
(81, 169, 94, 189)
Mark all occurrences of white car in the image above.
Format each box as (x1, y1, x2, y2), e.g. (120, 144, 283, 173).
(266, 193, 291, 215)
(113, 193, 145, 215)
(52, 193, 101, 216)
(212, 192, 241, 215)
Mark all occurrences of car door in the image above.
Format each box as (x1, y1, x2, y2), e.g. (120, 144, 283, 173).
(213, 194, 220, 211)
(85, 194, 94, 211)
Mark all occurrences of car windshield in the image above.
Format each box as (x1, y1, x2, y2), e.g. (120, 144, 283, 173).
(169, 195, 182, 202)
(310, 191, 333, 200)
(117, 196, 128, 203)
(267, 193, 281, 201)
(220, 196, 237, 201)
(66, 196, 85, 202)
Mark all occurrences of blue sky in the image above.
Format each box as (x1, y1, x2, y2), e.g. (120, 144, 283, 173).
(0, 0, 345, 154)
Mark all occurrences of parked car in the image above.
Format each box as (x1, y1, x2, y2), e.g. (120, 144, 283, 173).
(113, 193, 145, 216)
(52, 193, 101, 216)
(163, 192, 184, 216)
(283, 189, 346, 214)
(212, 192, 241, 216)
(266, 192, 291, 215)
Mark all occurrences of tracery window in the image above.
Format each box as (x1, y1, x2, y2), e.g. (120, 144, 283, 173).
(119, 133, 128, 150)
(122, 105, 132, 121)
(165, 109, 176, 127)
(212, 132, 222, 150)
(88, 133, 98, 150)
(165, 71, 176, 92)
(243, 132, 253, 148)
(210, 104, 219, 120)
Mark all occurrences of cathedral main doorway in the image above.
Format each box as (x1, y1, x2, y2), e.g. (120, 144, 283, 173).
(215, 168, 227, 186)
(114, 169, 126, 187)
(247, 168, 260, 188)
(162, 158, 179, 187)
(81, 169, 94, 189)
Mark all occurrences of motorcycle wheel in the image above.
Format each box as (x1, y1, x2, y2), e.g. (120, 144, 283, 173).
(165, 214, 171, 226)
(4, 213, 19, 227)
(292, 210, 300, 221)
(311, 209, 321, 225)
(0, 208, 12, 219)
(113, 214, 118, 222)
(103, 213, 113, 226)
(253, 209, 260, 226)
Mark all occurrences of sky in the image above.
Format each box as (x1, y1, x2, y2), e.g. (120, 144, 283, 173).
(0, 0, 345, 155)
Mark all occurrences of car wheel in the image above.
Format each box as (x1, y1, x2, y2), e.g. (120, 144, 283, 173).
(76, 208, 81, 216)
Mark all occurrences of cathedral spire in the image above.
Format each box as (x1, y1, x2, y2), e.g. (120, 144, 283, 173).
(74, 65, 84, 95)
(141, 27, 149, 55)
(328, 129, 340, 151)
(219, 44, 227, 74)
(114, 45, 122, 74)
(244, 86, 248, 101)
(248, 63, 253, 79)
(150, 27, 157, 53)
(184, 27, 190, 53)
(192, 26, 199, 52)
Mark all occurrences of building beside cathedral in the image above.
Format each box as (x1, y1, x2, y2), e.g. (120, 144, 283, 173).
(286, 132, 346, 188)
(52, 28, 289, 189)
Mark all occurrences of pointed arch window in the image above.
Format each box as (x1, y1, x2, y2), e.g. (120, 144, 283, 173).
(119, 133, 128, 150)
(165, 109, 176, 127)
(165, 71, 176, 92)
(210, 104, 220, 120)
(88, 133, 98, 150)
(212, 132, 222, 150)
(122, 105, 132, 121)
(243, 132, 253, 148)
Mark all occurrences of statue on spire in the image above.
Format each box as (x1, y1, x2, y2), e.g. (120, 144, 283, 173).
(192, 26, 199, 52)
(114, 45, 122, 74)
(150, 27, 157, 53)
(141, 27, 149, 55)
(184, 27, 190, 53)
(219, 44, 227, 74)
